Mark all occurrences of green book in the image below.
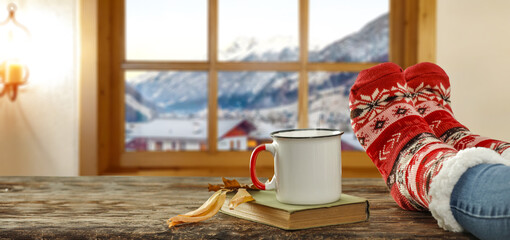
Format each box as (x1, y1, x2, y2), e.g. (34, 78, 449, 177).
(220, 190, 369, 230)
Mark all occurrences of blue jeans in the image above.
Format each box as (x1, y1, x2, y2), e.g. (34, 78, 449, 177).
(450, 163, 510, 240)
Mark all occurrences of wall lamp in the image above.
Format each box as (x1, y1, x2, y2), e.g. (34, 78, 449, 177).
(0, 3, 30, 101)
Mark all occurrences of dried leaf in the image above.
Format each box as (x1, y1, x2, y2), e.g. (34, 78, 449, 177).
(208, 178, 259, 192)
(170, 191, 226, 223)
(167, 178, 259, 228)
(240, 183, 259, 190)
(228, 188, 255, 210)
(167, 220, 183, 228)
(208, 183, 222, 192)
(167, 190, 227, 228)
(222, 177, 241, 189)
(182, 190, 222, 216)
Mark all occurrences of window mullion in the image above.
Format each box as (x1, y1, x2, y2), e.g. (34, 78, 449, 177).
(208, 0, 219, 152)
(115, 0, 126, 167)
(298, 0, 309, 128)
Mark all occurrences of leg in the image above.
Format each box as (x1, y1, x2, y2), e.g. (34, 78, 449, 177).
(351, 63, 510, 233)
(403, 62, 510, 159)
(350, 62, 457, 211)
(451, 164, 510, 240)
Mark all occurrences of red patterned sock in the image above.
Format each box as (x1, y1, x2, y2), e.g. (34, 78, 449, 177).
(404, 62, 510, 159)
(349, 62, 458, 211)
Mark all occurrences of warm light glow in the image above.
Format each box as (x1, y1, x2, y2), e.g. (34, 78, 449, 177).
(0, 3, 30, 101)
(0, 22, 29, 61)
(6, 60, 23, 84)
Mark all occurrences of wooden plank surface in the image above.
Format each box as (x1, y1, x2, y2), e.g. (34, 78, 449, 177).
(0, 177, 475, 239)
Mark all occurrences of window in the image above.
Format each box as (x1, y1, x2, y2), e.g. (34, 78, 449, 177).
(218, 0, 298, 62)
(98, 0, 437, 175)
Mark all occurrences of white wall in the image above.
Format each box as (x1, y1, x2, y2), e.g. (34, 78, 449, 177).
(437, 0, 510, 141)
(0, 0, 78, 176)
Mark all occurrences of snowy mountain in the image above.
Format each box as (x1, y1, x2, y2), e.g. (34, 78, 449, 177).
(125, 83, 157, 122)
(125, 12, 388, 150)
(310, 13, 389, 62)
(219, 36, 298, 62)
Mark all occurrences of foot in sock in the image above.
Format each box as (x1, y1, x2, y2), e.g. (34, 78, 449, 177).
(350, 62, 510, 232)
(404, 62, 510, 159)
(349, 62, 458, 211)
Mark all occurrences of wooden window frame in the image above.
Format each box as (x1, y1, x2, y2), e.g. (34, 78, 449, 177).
(90, 0, 436, 176)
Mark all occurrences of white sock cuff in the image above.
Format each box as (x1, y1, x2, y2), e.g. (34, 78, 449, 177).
(501, 148, 510, 160)
(428, 147, 510, 232)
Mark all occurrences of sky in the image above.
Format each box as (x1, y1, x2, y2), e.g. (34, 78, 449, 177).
(125, 0, 388, 61)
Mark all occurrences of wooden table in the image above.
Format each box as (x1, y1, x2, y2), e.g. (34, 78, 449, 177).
(0, 176, 475, 239)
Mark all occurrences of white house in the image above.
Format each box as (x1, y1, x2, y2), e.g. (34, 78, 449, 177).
(125, 118, 258, 151)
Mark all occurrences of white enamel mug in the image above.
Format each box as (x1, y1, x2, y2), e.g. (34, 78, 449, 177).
(250, 128, 343, 205)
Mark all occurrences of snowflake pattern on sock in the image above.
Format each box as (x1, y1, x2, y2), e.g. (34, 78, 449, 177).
(350, 83, 413, 125)
(350, 62, 459, 210)
(404, 62, 510, 157)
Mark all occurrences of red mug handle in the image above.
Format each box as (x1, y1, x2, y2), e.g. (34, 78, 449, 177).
(250, 143, 276, 190)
